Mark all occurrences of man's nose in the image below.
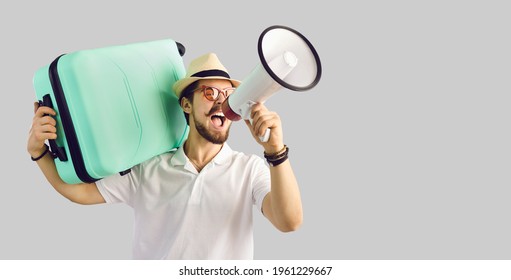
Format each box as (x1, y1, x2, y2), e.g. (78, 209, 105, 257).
(216, 93, 227, 104)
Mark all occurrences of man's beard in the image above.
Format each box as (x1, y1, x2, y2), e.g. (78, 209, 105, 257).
(193, 110, 230, 144)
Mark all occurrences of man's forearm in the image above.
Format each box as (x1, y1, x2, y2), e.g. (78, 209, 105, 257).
(33, 151, 100, 204)
(268, 160, 303, 231)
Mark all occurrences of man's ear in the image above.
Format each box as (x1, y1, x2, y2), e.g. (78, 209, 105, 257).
(181, 97, 192, 114)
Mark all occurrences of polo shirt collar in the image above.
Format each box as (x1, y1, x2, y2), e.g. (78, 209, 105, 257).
(170, 143, 233, 167)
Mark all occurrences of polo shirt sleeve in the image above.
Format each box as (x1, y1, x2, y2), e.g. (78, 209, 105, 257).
(251, 156, 271, 212)
(96, 165, 140, 207)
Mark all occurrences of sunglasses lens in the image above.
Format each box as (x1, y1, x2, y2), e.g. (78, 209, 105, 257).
(203, 87, 218, 101)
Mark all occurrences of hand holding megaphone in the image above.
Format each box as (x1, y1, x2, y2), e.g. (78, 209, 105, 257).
(222, 25, 322, 142)
(240, 100, 272, 142)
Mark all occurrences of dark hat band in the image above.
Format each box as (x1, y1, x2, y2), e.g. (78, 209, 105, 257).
(191, 69, 230, 79)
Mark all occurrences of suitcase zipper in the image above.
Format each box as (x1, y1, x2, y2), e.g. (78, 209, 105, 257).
(49, 55, 99, 183)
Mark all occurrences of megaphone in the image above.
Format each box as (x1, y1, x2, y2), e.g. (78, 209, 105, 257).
(222, 25, 322, 142)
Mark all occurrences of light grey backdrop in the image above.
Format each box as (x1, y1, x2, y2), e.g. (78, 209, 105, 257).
(1, 0, 510, 259)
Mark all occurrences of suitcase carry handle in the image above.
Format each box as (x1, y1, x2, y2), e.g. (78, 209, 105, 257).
(40, 94, 68, 162)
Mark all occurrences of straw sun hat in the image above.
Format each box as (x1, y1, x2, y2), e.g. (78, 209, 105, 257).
(172, 53, 241, 98)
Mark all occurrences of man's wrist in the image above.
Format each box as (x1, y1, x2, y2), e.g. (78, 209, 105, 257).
(264, 144, 286, 156)
(264, 145, 289, 167)
(30, 144, 50, 161)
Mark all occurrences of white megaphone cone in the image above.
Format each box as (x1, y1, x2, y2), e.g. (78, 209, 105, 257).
(223, 51, 298, 141)
(222, 25, 322, 142)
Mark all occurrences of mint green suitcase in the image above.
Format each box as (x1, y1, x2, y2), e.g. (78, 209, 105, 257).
(33, 39, 189, 184)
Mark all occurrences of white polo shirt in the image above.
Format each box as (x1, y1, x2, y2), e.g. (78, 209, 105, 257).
(96, 143, 271, 259)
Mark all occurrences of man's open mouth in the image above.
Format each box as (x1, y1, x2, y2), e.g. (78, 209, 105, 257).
(210, 112, 226, 127)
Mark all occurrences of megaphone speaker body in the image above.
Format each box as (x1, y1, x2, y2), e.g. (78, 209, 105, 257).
(222, 53, 297, 121)
(222, 25, 322, 142)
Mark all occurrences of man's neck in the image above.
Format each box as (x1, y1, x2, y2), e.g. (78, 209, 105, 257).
(183, 136, 223, 170)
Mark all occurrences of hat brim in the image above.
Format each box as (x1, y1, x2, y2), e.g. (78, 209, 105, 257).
(173, 76, 241, 98)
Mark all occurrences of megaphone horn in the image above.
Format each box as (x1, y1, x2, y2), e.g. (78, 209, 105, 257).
(222, 25, 322, 142)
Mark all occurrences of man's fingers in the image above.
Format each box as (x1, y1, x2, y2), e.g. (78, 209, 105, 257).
(40, 124, 57, 134)
(252, 111, 280, 137)
(33, 101, 39, 114)
(39, 116, 57, 127)
(249, 103, 267, 119)
(34, 106, 57, 118)
(252, 115, 271, 137)
(34, 131, 57, 141)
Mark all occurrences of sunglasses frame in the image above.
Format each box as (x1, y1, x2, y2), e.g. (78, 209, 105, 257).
(194, 85, 236, 101)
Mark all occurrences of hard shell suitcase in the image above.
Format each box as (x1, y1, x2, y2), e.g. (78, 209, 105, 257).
(33, 39, 189, 184)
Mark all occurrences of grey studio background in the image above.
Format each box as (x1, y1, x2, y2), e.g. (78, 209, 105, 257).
(1, 0, 510, 259)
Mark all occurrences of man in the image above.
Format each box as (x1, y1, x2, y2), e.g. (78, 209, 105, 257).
(27, 53, 303, 259)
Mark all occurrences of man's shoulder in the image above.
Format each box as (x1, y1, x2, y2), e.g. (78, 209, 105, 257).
(230, 149, 265, 166)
